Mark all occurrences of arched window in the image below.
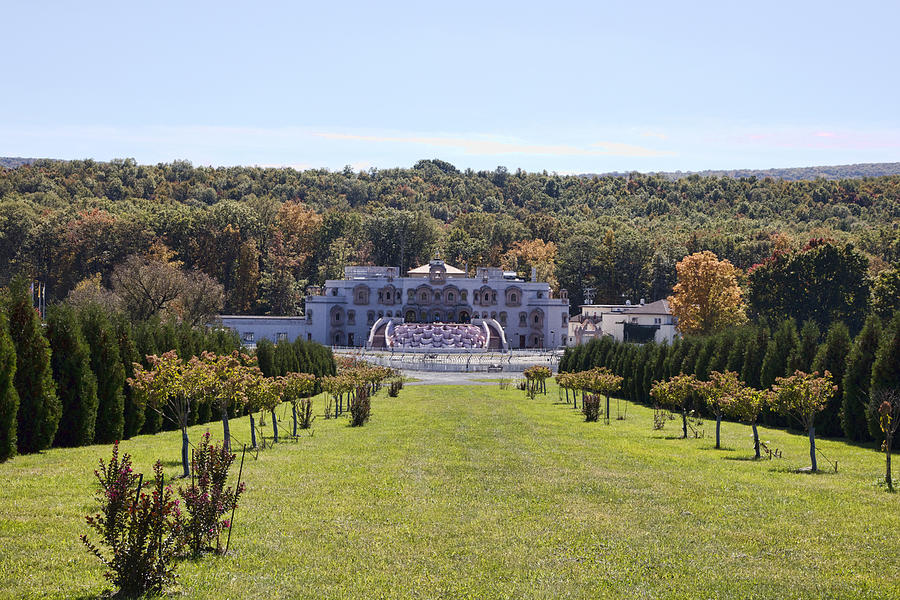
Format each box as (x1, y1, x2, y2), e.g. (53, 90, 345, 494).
(347, 310, 355, 325)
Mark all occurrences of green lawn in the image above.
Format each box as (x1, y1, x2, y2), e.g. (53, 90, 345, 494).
(1, 382, 899, 599)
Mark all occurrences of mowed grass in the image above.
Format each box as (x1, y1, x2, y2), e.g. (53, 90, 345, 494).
(1, 382, 899, 599)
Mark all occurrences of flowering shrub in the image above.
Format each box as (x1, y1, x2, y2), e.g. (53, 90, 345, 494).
(179, 432, 245, 555)
(349, 385, 371, 427)
(81, 442, 184, 597)
(582, 394, 601, 422)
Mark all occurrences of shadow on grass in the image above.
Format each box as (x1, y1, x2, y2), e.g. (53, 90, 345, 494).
(723, 455, 767, 462)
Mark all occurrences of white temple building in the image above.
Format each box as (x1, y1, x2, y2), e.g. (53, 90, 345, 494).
(220, 259, 570, 350)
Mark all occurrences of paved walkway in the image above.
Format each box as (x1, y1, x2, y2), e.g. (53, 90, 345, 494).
(401, 370, 512, 386)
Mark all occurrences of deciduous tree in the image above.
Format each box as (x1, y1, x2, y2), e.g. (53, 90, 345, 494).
(668, 251, 746, 335)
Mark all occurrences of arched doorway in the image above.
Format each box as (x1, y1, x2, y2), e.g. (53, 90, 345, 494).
(405, 310, 417, 322)
(459, 310, 471, 323)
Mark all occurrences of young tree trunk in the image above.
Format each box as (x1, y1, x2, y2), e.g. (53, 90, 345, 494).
(752, 422, 760, 459)
(606, 394, 610, 424)
(715, 415, 721, 449)
(887, 436, 893, 492)
(181, 427, 190, 478)
(809, 425, 817, 472)
(271, 409, 279, 442)
(220, 405, 231, 452)
(681, 409, 688, 439)
(249, 413, 257, 449)
(565, 388, 569, 403)
(292, 404, 298, 437)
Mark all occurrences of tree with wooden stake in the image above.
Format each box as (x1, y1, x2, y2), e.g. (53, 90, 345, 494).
(590, 367, 623, 424)
(650, 374, 703, 439)
(699, 370, 743, 449)
(771, 370, 836, 473)
(555, 372, 574, 405)
(198, 351, 257, 452)
(523, 366, 551, 395)
(130, 351, 196, 477)
(243, 373, 281, 447)
(869, 388, 900, 491)
(281, 372, 316, 435)
(718, 385, 771, 459)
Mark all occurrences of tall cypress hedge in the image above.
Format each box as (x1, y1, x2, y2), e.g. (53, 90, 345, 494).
(7, 277, 59, 454)
(868, 311, 900, 441)
(80, 305, 125, 443)
(46, 305, 98, 447)
(841, 315, 881, 441)
(0, 307, 19, 461)
(811, 321, 850, 437)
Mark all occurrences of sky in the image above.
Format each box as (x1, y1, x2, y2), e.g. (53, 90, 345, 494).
(1, 0, 898, 173)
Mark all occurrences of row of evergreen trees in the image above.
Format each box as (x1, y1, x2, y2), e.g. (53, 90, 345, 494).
(1, 276, 335, 461)
(560, 311, 900, 441)
(254, 337, 337, 393)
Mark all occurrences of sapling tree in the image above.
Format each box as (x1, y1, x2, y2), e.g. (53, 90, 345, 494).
(244, 374, 283, 446)
(771, 370, 836, 472)
(591, 367, 623, 423)
(130, 351, 205, 477)
(281, 372, 316, 435)
(868, 389, 900, 491)
(199, 351, 256, 451)
(718, 385, 770, 459)
(700, 370, 743, 449)
(650, 374, 703, 439)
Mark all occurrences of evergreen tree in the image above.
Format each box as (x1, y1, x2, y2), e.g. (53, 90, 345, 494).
(868, 311, 900, 441)
(7, 277, 59, 454)
(693, 335, 718, 381)
(680, 338, 702, 376)
(726, 327, 751, 373)
(46, 305, 98, 447)
(790, 320, 821, 372)
(760, 319, 799, 390)
(740, 326, 769, 389)
(256, 338, 276, 377)
(274, 339, 299, 376)
(811, 321, 851, 437)
(112, 314, 144, 438)
(0, 307, 19, 461)
(665, 338, 685, 378)
(841, 314, 881, 441)
(80, 305, 125, 443)
(708, 329, 736, 375)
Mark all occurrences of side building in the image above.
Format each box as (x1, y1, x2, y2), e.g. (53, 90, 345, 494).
(220, 259, 569, 350)
(567, 299, 678, 346)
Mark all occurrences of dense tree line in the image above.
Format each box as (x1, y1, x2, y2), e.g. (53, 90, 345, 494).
(0, 276, 336, 461)
(1, 158, 898, 316)
(560, 310, 900, 442)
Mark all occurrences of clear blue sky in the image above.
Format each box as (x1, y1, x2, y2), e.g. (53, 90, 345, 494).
(2, 1, 898, 173)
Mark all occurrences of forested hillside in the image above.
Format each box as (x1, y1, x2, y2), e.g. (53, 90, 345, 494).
(1, 157, 898, 315)
(636, 162, 900, 181)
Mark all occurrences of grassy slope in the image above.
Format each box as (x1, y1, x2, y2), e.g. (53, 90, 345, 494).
(1, 383, 898, 599)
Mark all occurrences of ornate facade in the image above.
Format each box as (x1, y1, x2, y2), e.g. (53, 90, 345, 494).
(221, 260, 569, 350)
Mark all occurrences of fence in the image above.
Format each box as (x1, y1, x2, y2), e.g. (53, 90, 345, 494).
(333, 347, 562, 373)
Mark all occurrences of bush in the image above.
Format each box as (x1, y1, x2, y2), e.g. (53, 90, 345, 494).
(349, 386, 371, 427)
(179, 432, 245, 555)
(81, 443, 183, 598)
(582, 394, 601, 422)
(388, 379, 403, 397)
(298, 397, 315, 429)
